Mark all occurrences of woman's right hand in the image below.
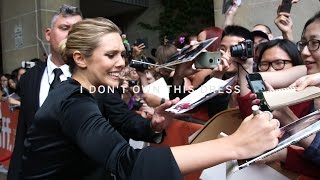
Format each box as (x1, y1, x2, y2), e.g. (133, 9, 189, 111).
(230, 112, 281, 159)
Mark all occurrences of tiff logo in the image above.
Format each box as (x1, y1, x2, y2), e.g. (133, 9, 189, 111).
(0, 117, 12, 151)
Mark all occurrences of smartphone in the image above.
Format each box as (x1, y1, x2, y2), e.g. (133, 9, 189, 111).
(279, 0, 292, 13)
(194, 51, 221, 69)
(246, 73, 270, 111)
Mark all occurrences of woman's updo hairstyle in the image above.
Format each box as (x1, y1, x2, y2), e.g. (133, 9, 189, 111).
(59, 17, 121, 74)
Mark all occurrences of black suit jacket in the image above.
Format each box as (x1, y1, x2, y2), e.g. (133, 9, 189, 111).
(22, 79, 181, 180)
(7, 62, 47, 180)
(95, 88, 164, 143)
(8, 65, 164, 179)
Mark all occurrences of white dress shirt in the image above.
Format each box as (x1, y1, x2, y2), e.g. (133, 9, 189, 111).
(39, 55, 71, 107)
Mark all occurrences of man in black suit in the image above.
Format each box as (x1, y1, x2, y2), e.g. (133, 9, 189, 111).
(7, 5, 82, 179)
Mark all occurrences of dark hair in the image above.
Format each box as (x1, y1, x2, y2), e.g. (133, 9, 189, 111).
(257, 39, 303, 71)
(1, 73, 13, 95)
(222, 25, 253, 42)
(302, 11, 320, 37)
(253, 24, 272, 34)
(2, 73, 11, 80)
(11, 67, 26, 82)
(174, 33, 191, 49)
(155, 44, 177, 64)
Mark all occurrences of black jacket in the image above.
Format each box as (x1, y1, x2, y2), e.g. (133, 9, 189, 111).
(22, 79, 182, 180)
(95, 87, 164, 143)
(8, 62, 47, 180)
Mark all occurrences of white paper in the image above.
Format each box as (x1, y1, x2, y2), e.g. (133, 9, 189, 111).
(158, 38, 218, 68)
(129, 139, 149, 149)
(142, 78, 169, 99)
(200, 163, 288, 180)
(238, 109, 320, 170)
(166, 77, 236, 114)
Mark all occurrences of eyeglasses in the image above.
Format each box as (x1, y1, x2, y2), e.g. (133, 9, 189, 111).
(258, 60, 292, 71)
(296, 39, 320, 52)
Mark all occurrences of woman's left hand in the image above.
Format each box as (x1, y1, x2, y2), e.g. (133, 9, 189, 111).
(142, 93, 162, 108)
(150, 97, 180, 132)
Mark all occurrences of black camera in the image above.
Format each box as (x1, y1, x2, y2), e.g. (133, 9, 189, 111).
(129, 57, 150, 72)
(132, 100, 143, 111)
(128, 80, 138, 87)
(230, 39, 254, 60)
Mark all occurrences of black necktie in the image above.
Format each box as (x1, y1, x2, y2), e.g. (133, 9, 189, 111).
(49, 68, 63, 91)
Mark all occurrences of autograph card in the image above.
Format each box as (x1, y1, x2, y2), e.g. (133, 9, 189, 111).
(158, 37, 218, 69)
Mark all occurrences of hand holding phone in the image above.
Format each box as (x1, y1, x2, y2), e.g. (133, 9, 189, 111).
(246, 73, 270, 111)
(278, 0, 292, 13)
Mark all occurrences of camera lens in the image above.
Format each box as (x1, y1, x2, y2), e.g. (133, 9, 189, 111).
(209, 59, 213, 63)
(132, 100, 143, 111)
(230, 44, 244, 57)
(129, 58, 149, 72)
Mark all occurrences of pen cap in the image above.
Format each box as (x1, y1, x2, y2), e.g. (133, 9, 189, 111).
(252, 105, 260, 112)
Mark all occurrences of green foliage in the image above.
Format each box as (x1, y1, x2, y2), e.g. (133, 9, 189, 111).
(138, 0, 214, 42)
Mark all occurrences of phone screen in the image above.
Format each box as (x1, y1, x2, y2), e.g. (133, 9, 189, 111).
(246, 73, 270, 111)
(250, 80, 266, 93)
(246, 73, 266, 93)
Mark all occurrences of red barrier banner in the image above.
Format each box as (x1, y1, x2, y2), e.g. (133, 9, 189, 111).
(0, 101, 19, 169)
